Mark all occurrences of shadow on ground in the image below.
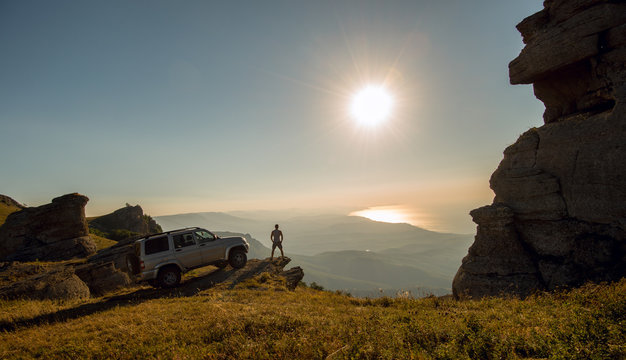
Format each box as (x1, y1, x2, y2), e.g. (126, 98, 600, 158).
(0, 257, 292, 332)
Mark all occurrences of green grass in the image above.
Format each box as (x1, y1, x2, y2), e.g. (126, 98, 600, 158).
(89, 233, 117, 250)
(0, 278, 623, 359)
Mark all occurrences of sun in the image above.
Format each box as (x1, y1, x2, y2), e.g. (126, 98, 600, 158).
(350, 85, 394, 126)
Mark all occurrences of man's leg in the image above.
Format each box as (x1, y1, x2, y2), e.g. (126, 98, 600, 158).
(271, 243, 275, 260)
(280, 243, 284, 258)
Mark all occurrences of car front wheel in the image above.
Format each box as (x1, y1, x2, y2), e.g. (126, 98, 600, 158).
(158, 266, 181, 288)
(229, 249, 247, 269)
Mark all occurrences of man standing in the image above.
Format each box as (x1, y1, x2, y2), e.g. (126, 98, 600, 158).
(270, 224, 284, 260)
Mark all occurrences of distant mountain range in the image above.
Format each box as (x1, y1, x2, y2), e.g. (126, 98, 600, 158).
(155, 211, 474, 296)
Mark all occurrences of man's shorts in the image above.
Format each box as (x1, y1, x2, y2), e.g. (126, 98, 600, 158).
(272, 242, 283, 250)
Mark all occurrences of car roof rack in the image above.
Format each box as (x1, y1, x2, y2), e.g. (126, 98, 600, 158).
(136, 227, 204, 241)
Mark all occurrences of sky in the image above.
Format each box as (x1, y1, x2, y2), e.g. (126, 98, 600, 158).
(0, 0, 545, 233)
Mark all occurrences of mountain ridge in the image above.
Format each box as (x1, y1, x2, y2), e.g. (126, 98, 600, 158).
(158, 211, 473, 296)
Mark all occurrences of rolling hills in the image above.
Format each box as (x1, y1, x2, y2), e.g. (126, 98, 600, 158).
(157, 211, 474, 295)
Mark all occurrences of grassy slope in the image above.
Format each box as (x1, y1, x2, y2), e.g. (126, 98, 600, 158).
(89, 233, 117, 250)
(86, 216, 121, 250)
(0, 278, 623, 359)
(0, 202, 20, 227)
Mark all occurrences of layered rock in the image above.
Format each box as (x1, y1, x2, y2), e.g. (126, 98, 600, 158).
(453, 0, 626, 298)
(89, 204, 162, 240)
(0, 194, 97, 262)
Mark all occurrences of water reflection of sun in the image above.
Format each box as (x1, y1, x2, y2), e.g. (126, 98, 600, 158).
(349, 206, 412, 224)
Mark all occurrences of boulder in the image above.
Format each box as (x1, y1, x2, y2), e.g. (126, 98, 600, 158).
(0, 193, 97, 262)
(280, 266, 305, 290)
(453, 0, 626, 298)
(75, 261, 131, 296)
(0, 262, 90, 300)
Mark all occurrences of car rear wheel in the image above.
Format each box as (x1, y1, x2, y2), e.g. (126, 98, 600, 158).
(158, 266, 181, 288)
(229, 249, 247, 269)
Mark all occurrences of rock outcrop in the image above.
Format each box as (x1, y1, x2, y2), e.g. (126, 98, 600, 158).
(0, 262, 90, 300)
(211, 257, 304, 291)
(89, 204, 162, 240)
(0, 194, 97, 262)
(280, 265, 305, 290)
(74, 261, 131, 296)
(87, 238, 136, 273)
(453, 0, 626, 298)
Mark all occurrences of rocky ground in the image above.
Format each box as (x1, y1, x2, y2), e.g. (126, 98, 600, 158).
(0, 256, 302, 305)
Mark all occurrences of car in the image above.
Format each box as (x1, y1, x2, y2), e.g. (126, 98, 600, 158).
(126, 227, 249, 288)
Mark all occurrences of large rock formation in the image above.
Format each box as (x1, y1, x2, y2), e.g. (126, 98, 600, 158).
(89, 204, 162, 240)
(453, 0, 626, 298)
(0, 194, 97, 262)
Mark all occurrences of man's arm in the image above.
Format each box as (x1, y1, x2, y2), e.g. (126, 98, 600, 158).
(280, 230, 283, 242)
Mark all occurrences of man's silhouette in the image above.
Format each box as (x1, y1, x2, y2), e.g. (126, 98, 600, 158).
(270, 224, 284, 260)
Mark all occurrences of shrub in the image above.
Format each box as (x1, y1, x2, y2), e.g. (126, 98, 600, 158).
(309, 282, 324, 291)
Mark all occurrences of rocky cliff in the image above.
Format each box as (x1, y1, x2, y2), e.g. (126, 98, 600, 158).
(453, 0, 626, 298)
(89, 204, 162, 240)
(0, 194, 97, 262)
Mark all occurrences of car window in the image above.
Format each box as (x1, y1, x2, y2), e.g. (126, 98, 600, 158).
(173, 233, 196, 248)
(145, 236, 169, 255)
(194, 230, 215, 244)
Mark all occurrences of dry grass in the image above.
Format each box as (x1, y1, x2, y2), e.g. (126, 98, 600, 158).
(0, 278, 623, 359)
(0, 203, 20, 227)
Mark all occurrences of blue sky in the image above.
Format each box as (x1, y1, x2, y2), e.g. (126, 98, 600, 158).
(0, 0, 544, 233)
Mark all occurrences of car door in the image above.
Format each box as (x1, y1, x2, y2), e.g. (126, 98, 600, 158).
(194, 229, 226, 263)
(172, 232, 204, 269)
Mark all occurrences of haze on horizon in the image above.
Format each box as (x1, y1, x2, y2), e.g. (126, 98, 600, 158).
(0, 1, 544, 234)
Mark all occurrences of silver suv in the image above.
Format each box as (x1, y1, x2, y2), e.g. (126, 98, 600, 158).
(126, 227, 249, 288)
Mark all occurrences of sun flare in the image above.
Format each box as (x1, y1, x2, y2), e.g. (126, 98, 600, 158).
(350, 85, 393, 126)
